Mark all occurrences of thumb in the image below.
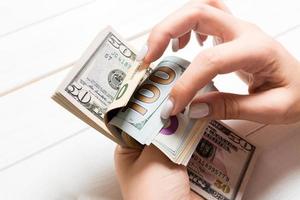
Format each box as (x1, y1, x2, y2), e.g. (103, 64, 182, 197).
(188, 89, 293, 124)
(188, 92, 242, 120)
(114, 145, 141, 172)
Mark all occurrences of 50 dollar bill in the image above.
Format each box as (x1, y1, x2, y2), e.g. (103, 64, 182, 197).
(52, 27, 139, 144)
(187, 120, 257, 200)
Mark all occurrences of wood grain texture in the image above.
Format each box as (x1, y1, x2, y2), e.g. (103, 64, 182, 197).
(1, 0, 300, 199)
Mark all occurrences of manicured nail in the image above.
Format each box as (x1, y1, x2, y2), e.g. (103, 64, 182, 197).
(136, 44, 148, 61)
(161, 98, 174, 119)
(213, 37, 223, 46)
(172, 38, 179, 52)
(189, 103, 209, 119)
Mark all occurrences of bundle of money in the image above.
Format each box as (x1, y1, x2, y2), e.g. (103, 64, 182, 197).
(52, 26, 257, 199)
(52, 26, 214, 165)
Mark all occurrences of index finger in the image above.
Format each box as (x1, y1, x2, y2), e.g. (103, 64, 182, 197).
(144, 3, 242, 63)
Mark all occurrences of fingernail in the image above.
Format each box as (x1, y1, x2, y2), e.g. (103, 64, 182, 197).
(161, 98, 174, 119)
(136, 44, 148, 61)
(172, 38, 179, 52)
(189, 103, 209, 119)
(213, 37, 223, 46)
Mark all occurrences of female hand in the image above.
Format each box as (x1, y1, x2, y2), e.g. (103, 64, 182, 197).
(137, 0, 300, 124)
(114, 145, 203, 200)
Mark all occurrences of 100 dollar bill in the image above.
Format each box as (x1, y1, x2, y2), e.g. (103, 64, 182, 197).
(109, 57, 190, 145)
(153, 82, 218, 165)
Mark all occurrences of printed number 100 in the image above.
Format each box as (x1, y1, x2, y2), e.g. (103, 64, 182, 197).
(126, 66, 175, 115)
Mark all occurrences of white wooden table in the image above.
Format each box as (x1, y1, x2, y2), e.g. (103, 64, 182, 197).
(0, 1, 300, 199)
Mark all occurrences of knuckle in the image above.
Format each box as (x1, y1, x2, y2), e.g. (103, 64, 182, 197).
(221, 93, 240, 119)
(171, 79, 197, 109)
(262, 96, 292, 123)
(276, 95, 296, 123)
(189, 0, 226, 14)
(258, 39, 277, 58)
(243, 29, 278, 60)
(172, 79, 192, 97)
(255, 39, 280, 68)
(149, 26, 166, 42)
(196, 3, 209, 12)
(206, 0, 220, 7)
(189, 0, 219, 8)
(190, 3, 208, 16)
(148, 28, 171, 51)
(239, 22, 261, 37)
(198, 50, 221, 72)
(152, 23, 166, 34)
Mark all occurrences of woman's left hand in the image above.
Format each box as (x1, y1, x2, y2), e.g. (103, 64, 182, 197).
(114, 145, 203, 200)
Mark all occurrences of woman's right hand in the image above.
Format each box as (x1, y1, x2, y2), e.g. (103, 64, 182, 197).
(138, 0, 300, 124)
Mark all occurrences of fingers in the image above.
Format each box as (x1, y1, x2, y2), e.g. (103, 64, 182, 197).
(199, 0, 232, 13)
(172, 32, 206, 53)
(138, 145, 169, 163)
(188, 88, 295, 124)
(164, 40, 247, 116)
(189, 92, 243, 120)
(143, 4, 241, 63)
(114, 145, 171, 169)
(114, 145, 142, 168)
(121, 132, 144, 149)
(137, 145, 186, 172)
(194, 0, 232, 46)
(195, 33, 206, 46)
(172, 32, 191, 52)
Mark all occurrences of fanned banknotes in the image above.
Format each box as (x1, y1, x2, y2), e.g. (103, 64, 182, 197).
(52, 26, 213, 164)
(52, 27, 257, 199)
(188, 120, 257, 200)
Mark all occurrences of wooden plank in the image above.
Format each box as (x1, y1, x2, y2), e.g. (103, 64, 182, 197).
(0, 0, 93, 37)
(227, 0, 300, 36)
(1, 0, 300, 95)
(277, 26, 300, 59)
(247, 121, 300, 148)
(244, 128, 300, 200)
(0, 128, 121, 200)
(0, 0, 184, 96)
(0, 35, 147, 170)
(0, 68, 87, 169)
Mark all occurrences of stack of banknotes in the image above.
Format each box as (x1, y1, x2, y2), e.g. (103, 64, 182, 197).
(52, 27, 257, 200)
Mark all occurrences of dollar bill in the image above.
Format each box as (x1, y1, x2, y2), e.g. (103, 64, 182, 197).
(108, 57, 190, 145)
(52, 27, 139, 144)
(52, 28, 257, 191)
(187, 120, 257, 200)
(64, 28, 136, 119)
(152, 82, 218, 165)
